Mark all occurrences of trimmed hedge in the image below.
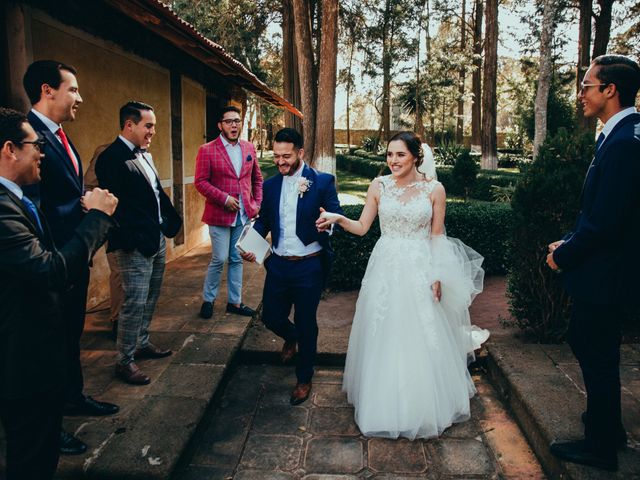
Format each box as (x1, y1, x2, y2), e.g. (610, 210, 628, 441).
(336, 154, 520, 201)
(329, 201, 512, 290)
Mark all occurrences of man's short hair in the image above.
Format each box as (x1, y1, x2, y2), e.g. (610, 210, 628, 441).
(0, 107, 29, 146)
(119, 101, 154, 129)
(592, 55, 640, 107)
(23, 60, 78, 105)
(218, 105, 241, 121)
(274, 128, 303, 149)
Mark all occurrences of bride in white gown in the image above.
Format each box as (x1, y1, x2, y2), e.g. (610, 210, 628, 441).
(316, 132, 489, 440)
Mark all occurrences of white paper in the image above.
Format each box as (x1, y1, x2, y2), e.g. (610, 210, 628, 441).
(235, 223, 271, 264)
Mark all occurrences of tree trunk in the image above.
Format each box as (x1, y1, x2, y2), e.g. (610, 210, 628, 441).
(576, 0, 592, 131)
(414, 0, 427, 139)
(313, 0, 338, 174)
(456, 0, 467, 145)
(380, 0, 392, 146)
(282, 0, 303, 131)
(533, 0, 559, 159)
(592, 0, 614, 59)
(292, 0, 317, 160)
(471, 0, 483, 152)
(481, 0, 498, 169)
(346, 40, 355, 148)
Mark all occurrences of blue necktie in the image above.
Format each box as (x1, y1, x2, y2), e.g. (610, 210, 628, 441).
(21, 195, 43, 234)
(595, 132, 605, 150)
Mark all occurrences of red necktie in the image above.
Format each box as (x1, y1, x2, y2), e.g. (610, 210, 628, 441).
(56, 127, 79, 175)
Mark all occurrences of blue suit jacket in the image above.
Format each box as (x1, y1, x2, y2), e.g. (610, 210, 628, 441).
(554, 112, 640, 305)
(254, 163, 343, 273)
(25, 111, 84, 248)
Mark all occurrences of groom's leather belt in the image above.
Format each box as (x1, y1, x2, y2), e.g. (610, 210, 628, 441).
(276, 251, 322, 261)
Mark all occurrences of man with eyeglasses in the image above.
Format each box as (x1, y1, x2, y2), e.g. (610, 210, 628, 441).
(0, 107, 118, 479)
(22, 60, 119, 455)
(547, 54, 640, 471)
(194, 106, 263, 319)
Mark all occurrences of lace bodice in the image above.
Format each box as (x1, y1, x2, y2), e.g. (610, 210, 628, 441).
(377, 175, 439, 239)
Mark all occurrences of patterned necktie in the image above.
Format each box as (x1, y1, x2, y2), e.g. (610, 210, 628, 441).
(595, 132, 605, 151)
(21, 195, 43, 234)
(56, 127, 79, 175)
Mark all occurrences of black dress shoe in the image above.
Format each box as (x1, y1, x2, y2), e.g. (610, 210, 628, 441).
(550, 440, 617, 471)
(199, 301, 213, 319)
(64, 396, 120, 416)
(226, 302, 255, 316)
(580, 411, 627, 448)
(60, 430, 87, 455)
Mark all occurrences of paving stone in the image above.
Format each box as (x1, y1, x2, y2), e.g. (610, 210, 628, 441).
(313, 368, 345, 385)
(302, 475, 360, 480)
(313, 383, 350, 408)
(191, 414, 252, 467)
(176, 465, 234, 480)
(304, 437, 364, 473)
(367, 437, 428, 474)
(234, 471, 295, 480)
(442, 418, 482, 439)
(239, 434, 303, 470)
(427, 438, 494, 476)
(309, 407, 360, 436)
(172, 333, 239, 365)
(148, 363, 224, 400)
(252, 405, 309, 435)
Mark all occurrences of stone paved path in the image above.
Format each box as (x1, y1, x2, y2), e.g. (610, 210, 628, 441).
(174, 364, 545, 479)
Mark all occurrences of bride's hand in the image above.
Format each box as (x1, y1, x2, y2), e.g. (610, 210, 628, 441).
(431, 281, 442, 302)
(316, 207, 341, 232)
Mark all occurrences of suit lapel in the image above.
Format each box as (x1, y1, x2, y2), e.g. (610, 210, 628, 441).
(271, 174, 283, 247)
(296, 163, 313, 228)
(215, 136, 237, 178)
(1, 185, 47, 242)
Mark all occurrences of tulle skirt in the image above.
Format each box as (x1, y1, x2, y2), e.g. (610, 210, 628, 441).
(342, 234, 489, 440)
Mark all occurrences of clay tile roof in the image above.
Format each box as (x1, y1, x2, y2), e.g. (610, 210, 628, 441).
(103, 0, 302, 117)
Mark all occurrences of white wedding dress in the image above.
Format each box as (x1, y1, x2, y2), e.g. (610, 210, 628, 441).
(343, 175, 489, 440)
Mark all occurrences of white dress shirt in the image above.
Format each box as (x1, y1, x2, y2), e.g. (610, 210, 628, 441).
(273, 162, 321, 257)
(220, 135, 247, 226)
(118, 135, 162, 224)
(0, 176, 24, 200)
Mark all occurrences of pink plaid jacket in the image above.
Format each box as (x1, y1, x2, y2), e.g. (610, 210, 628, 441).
(194, 136, 263, 226)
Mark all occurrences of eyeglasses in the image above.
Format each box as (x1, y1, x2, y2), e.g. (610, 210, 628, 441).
(17, 138, 47, 152)
(579, 81, 608, 94)
(221, 119, 242, 125)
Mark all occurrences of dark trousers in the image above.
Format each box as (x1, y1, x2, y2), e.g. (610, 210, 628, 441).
(63, 266, 90, 404)
(261, 254, 324, 384)
(0, 388, 64, 480)
(567, 300, 625, 455)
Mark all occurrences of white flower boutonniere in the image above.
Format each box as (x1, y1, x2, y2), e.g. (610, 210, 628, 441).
(298, 177, 313, 198)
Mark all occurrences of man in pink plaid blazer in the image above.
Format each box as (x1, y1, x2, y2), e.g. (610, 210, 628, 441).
(195, 106, 263, 319)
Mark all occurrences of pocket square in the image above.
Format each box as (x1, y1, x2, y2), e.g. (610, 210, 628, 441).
(246, 154, 253, 162)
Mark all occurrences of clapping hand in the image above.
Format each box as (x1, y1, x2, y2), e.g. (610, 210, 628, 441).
(316, 207, 341, 232)
(81, 188, 118, 216)
(432, 281, 442, 302)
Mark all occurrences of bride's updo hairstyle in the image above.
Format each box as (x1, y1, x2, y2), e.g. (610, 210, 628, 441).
(387, 131, 425, 172)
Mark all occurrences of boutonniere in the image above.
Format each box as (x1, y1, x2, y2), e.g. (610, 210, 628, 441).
(298, 177, 313, 198)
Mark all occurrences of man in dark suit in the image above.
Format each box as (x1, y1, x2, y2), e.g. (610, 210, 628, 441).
(547, 54, 640, 471)
(241, 128, 342, 405)
(0, 107, 117, 479)
(22, 60, 119, 454)
(96, 101, 182, 385)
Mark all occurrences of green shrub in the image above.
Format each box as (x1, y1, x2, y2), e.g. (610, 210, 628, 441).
(435, 139, 464, 166)
(507, 129, 593, 342)
(329, 201, 512, 290)
(337, 154, 389, 178)
(451, 150, 479, 200)
(360, 136, 379, 152)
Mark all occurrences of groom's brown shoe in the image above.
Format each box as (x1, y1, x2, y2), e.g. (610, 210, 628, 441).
(281, 340, 297, 363)
(290, 382, 312, 405)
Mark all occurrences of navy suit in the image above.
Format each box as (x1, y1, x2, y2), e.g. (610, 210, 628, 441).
(554, 112, 640, 455)
(254, 164, 342, 383)
(25, 110, 89, 405)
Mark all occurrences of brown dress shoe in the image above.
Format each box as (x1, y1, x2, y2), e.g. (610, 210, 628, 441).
(290, 382, 312, 405)
(115, 362, 150, 385)
(281, 340, 297, 363)
(135, 343, 172, 359)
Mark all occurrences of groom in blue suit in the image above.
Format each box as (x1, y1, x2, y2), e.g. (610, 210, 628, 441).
(241, 128, 342, 405)
(547, 54, 640, 471)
